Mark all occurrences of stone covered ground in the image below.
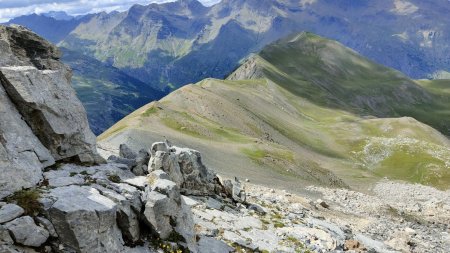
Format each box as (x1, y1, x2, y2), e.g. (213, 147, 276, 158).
(1, 142, 448, 253)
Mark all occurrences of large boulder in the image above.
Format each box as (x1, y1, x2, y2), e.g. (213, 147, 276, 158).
(0, 25, 104, 198)
(4, 216, 49, 247)
(143, 174, 197, 252)
(148, 142, 222, 196)
(0, 26, 102, 170)
(44, 185, 124, 253)
(0, 204, 24, 224)
(0, 82, 54, 198)
(110, 144, 149, 176)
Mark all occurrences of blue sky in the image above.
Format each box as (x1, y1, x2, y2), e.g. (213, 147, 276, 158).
(0, 0, 221, 22)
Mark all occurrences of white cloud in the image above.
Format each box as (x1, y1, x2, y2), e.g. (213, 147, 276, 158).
(0, 0, 221, 22)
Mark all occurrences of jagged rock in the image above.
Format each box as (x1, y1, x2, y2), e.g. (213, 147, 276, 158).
(0, 225, 13, 245)
(206, 197, 224, 210)
(148, 142, 223, 196)
(133, 149, 150, 176)
(0, 25, 106, 198)
(4, 216, 49, 247)
(316, 199, 329, 209)
(0, 245, 39, 253)
(35, 217, 58, 238)
(111, 145, 150, 176)
(148, 170, 171, 182)
(0, 204, 24, 224)
(0, 25, 103, 166)
(108, 155, 137, 169)
(143, 177, 197, 252)
(48, 175, 85, 187)
(0, 81, 54, 198)
(223, 178, 246, 203)
(247, 203, 266, 215)
(198, 236, 234, 253)
(120, 144, 137, 160)
(96, 185, 142, 244)
(45, 185, 124, 253)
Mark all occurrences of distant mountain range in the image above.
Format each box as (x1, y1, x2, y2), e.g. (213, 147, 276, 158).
(6, 0, 450, 133)
(99, 32, 450, 191)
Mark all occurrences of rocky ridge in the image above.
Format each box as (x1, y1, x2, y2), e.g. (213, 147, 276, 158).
(3, 139, 449, 253)
(0, 25, 104, 199)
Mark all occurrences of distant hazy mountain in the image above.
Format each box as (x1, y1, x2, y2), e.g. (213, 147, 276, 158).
(6, 14, 89, 43)
(99, 32, 450, 190)
(42, 11, 74, 21)
(58, 0, 450, 85)
(6, 0, 450, 133)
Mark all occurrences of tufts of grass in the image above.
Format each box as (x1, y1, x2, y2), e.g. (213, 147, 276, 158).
(142, 106, 159, 117)
(273, 221, 285, 228)
(108, 174, 121, 183)
(6, 189, 42, 216)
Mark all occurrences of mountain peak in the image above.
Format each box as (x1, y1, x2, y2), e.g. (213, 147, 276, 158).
(42, 11, 74, 21)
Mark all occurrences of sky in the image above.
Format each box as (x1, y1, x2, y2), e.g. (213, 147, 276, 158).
(0, 0, 221, 22)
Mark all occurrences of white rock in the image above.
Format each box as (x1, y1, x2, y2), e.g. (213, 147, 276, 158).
(46, 185, 124, 253)
(198, 236, 234, 253)
(4, 216, 49, 247)
(0, 204, 24, 224)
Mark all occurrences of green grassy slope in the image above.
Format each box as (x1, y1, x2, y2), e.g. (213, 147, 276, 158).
(99, 33, 450, 190)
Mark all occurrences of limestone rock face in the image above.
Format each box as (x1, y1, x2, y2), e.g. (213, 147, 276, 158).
(0, 82, 54, 198)
(110, 144, 149, 176)
(4, 216, 49, 247)
(143, 173, 197, 252)
(0, 204, 24, 224)
(0, 25, 103, 198)
(45, 185, 124, 253)
(149, 142, 222, 196)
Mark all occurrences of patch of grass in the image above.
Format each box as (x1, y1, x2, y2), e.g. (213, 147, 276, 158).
(6, 189, 42, 216)
(273, 221, 285, 228)
(161, 117, 203, 139)
(142, 106, 159, 117)
(241, 147, 295, 164)
(108, 174, 121, 183)
(70, 172, 78, 177)
(167, 230, 186, 243)
(231, 243, 256, 253)
(80, 170, 89, 176)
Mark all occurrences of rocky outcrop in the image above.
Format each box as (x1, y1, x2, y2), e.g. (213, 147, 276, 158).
(144, 170, 196, 251)
(46, 185, 125, 252)
(148, 142, 224, 196)
(108, 144, 150, 176)
(0, 25, 103, 198)
(4, 216, 49, 247)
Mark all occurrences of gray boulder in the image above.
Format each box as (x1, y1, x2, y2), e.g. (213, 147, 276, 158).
(45, 185, 124, 253)
(96, 185, 142, 244)
(133, 149, 150, 176)
(4, 216, 49, 247)
(143, 178, 197, 252)
(198, 236, 234, 253)
(0, 25, 106, 198)
(35, 217, 58, 238)
(0, 82, 54, 198)
(0, 204, 24, 224)
(0, 225, 13, 245)
(148, 142, 222, 196)
(112, 144, 150, 176)
(223, 178, 246, 203)
(0, 25, 103, 166)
